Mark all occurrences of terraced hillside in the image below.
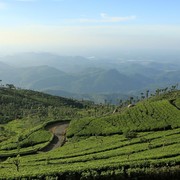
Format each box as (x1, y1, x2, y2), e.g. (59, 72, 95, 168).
(0, 87, 95, 159)
(0, 89, 180, 179)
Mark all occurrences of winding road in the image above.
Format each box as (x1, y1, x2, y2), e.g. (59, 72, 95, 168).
(42, 121, 70, 152)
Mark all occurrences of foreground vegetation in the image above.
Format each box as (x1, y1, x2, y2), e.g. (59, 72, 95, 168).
(0, 86, 180, 179)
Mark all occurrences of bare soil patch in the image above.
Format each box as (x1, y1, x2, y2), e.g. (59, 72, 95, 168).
(42, 121, 70, 152)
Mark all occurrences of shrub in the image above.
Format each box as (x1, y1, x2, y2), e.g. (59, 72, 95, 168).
(123, 130, 137, 140)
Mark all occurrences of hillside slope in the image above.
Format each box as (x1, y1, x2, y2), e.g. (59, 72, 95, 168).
(0, 90, 180, 179)
(0, 87, 96, 160)
(0, 87, 85, 124)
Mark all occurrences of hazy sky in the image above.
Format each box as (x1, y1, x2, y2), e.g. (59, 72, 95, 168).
(0, 0, 180, 56)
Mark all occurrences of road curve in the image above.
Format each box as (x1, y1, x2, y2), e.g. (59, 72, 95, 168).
(42, 121, 70, 152)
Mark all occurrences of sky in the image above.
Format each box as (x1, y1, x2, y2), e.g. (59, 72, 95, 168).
(0, 0, 180, 56)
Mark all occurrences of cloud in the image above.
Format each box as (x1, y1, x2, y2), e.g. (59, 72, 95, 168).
(78, 13, 136, 23)
(0, 25, 180, 55)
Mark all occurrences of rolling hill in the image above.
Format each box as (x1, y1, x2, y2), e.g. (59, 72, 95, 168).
(0, 87, 179, 179)
(0, 53, 180, 102)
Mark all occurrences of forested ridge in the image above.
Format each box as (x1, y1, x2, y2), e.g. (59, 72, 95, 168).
(0, 86, 86, 124)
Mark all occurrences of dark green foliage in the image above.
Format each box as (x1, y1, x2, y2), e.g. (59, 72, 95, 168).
(0, 88, 85, 124)
(123, 130, 137, 139)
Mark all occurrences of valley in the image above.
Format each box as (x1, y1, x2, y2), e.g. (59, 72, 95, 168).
(0, 53, 180, 104)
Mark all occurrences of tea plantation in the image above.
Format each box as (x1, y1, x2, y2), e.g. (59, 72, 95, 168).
(0, 87, 180, 179)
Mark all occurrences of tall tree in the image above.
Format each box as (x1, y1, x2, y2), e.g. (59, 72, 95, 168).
(146, 90, 150, 98)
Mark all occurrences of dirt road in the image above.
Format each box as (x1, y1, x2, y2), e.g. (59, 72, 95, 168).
(42, 121, 70, 152)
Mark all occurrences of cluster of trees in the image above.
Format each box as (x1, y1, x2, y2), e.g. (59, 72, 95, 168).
(0, 84, 86, 124)
(116, 84, 179, 109)
(0, 80, 15, 89)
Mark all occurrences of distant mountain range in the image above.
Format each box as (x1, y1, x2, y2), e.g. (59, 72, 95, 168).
(0, 52, 179, 103)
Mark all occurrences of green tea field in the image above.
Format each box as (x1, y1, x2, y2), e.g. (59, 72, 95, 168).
(0, 88, 180, 179)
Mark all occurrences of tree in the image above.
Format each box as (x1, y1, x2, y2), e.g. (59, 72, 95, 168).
(146, 90, 150, 98)
(104, 99, 107, 105)
(6, 84, 15, 89)
(129, 97, 134, 104)
(176, 83, 179, 89)
(155, 89, 160, 96)
(140, 92, 144, 100)
(118, 99, 123, 107)
(164, 87, 168, 93)
(170, 84, 178, 92)
(0, 80, 2, 87)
